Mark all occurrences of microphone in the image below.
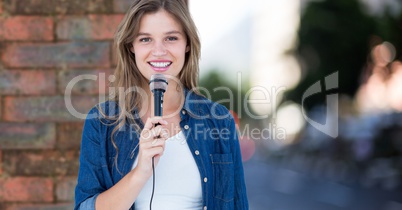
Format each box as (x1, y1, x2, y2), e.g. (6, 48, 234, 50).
(148, 74, 168, 210)
(149, 74, 168, 117)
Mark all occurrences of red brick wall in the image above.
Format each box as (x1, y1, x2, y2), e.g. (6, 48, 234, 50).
(0, 0, 130, 209)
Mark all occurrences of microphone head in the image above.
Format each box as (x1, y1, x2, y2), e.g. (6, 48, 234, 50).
(149, 74, 168, 92)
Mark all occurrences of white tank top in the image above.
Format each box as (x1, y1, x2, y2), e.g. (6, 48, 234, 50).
(132, 131, 203, 210)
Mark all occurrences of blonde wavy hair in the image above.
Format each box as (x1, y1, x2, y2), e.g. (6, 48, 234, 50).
(101, 0, 201, 166)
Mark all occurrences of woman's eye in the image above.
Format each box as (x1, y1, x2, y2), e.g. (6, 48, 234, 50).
(139, 38, 151, 42)
(166, 36, 178, 41)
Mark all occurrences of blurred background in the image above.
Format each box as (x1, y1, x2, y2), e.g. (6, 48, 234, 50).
(0, 0, 401, 209)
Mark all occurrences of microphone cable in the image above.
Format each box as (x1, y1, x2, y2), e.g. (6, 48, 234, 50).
(150, 157, 155, 210)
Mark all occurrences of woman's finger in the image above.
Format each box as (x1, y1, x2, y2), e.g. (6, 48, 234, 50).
(142, 137, 166, 149)
(140, 123, 169, 141)
(143, 117, 168, 130)
(144, 146, 165, 158)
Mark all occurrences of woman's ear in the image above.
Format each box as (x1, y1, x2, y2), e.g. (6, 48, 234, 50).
(186, 45, 190, 52)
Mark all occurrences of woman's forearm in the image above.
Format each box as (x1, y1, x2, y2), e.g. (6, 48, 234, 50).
(95, 168, 149, 210)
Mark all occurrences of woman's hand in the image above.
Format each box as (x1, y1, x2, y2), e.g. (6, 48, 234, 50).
(134, 117, 169, 178)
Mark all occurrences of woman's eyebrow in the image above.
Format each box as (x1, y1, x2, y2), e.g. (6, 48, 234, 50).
(137, 32, 151, 36)
(137, 31, 183, 36)
(165, 30, 183, 35)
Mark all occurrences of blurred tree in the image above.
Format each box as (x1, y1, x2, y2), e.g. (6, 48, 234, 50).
(286, 0, 402, 110)
(199, 70, 252, 121)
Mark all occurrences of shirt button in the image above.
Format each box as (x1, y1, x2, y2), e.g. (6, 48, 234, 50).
(182, 110, 186, 115)
(184, 125, 189, 130)
(195, 150, 200, 155)
(204, 177, 208, 183)
(203, 206, 207, 210)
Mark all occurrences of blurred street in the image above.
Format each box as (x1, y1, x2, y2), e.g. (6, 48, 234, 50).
(244, 152, 402, 210)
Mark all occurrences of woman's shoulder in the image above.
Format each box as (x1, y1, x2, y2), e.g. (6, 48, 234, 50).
(85, 100, 120, 121)
(185, 91, 233, 121)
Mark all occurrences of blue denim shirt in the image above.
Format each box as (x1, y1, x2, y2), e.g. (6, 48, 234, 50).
(75, 89, 249, 210)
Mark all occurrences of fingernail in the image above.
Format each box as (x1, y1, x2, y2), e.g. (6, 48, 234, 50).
(163, 120, 168, 124)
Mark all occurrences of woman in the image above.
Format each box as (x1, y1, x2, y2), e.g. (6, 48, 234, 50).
(74, 0, 249, 209)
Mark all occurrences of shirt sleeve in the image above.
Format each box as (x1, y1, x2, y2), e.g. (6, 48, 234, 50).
(76, 194, 99, 210)
(74, 107, 106, 210)
(228, 114, 250, 210)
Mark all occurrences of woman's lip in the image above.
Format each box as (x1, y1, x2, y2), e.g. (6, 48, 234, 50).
(151, 67, 169, 72)
(149, 60, 171, 62)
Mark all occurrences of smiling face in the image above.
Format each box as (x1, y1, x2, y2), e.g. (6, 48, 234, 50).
(131, 9, 189, 82)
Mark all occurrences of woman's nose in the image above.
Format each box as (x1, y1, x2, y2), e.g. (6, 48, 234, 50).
(152, 41, 167, 56)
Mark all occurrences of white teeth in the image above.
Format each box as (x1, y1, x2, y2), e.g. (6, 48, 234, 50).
(149, 62, 171, 68)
